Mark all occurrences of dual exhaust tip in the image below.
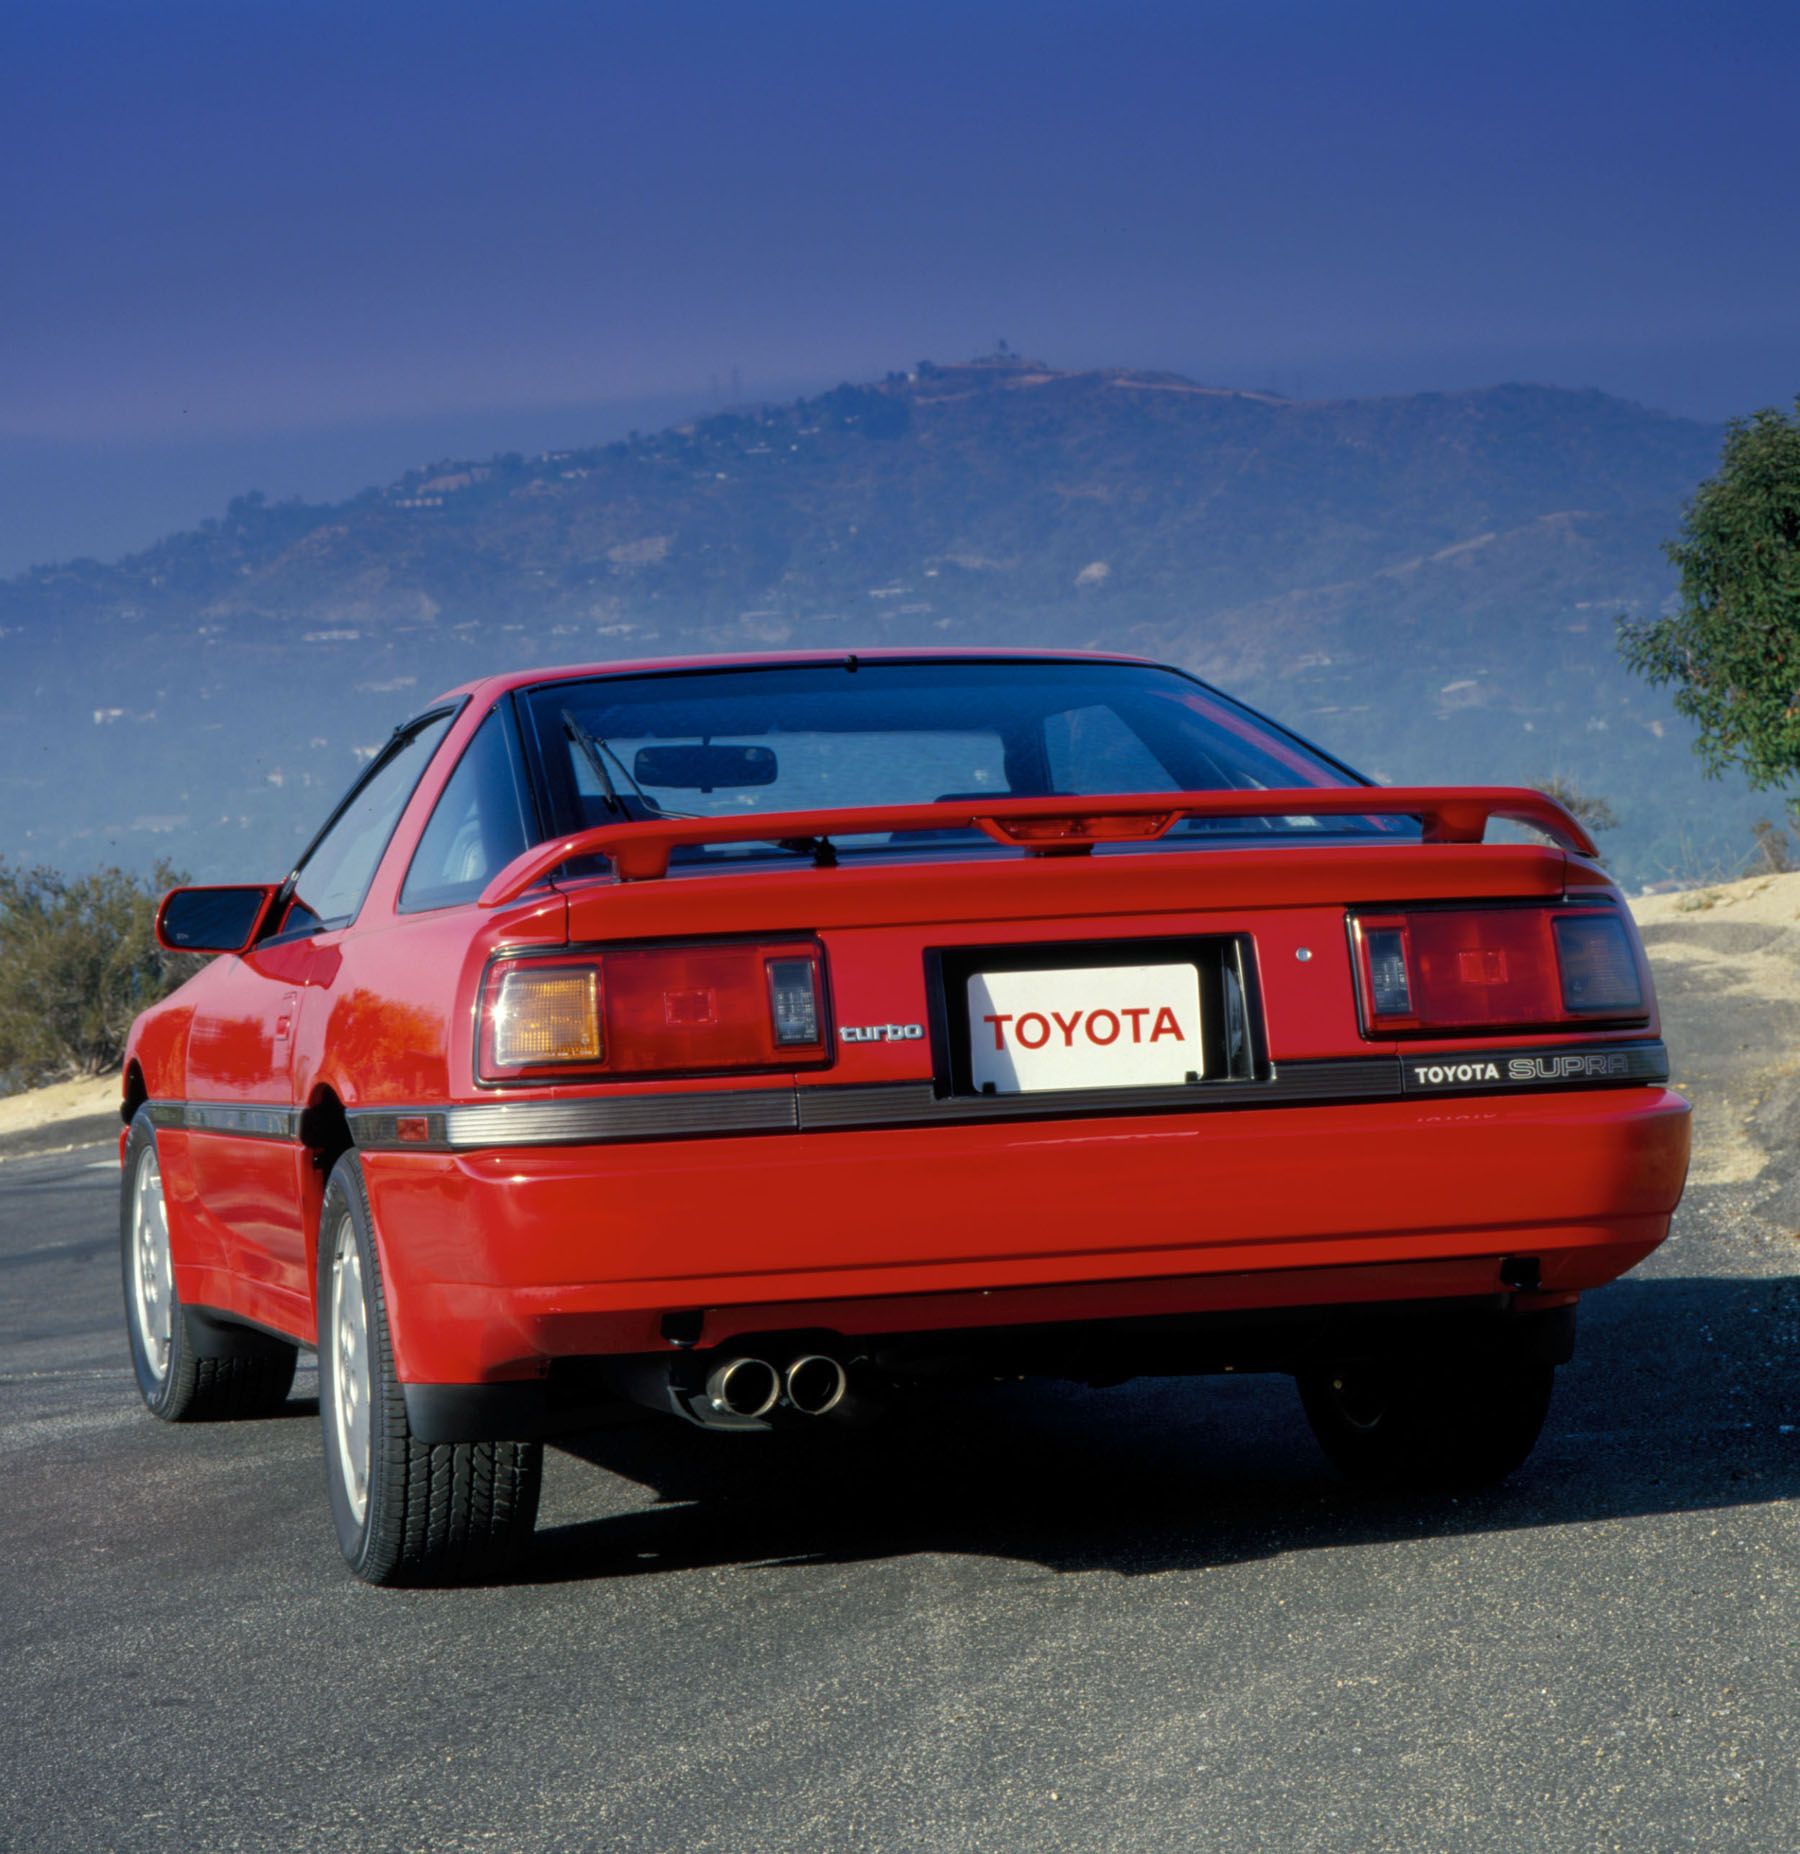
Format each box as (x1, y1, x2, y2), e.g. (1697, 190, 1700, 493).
(706, 1353, 847, 1420)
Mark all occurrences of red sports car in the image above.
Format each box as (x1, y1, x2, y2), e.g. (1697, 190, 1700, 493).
(120, 651, 1689, 1583)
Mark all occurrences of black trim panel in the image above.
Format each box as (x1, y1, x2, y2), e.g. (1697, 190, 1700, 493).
(796, 1058, 1403, 1132)
(165, 1040, 1670, 1156)
(403, 1380, 553, 1444)
(349, 1089, 798, 1153)
(147, 1100, 302, 1141)
(187, 1305, 309, 1356)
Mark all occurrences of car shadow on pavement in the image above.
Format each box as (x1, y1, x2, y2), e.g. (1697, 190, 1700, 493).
(527, 1273, 1800, 1585)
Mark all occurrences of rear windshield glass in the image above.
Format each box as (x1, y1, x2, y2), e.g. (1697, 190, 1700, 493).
(519, 659, 1404, 864)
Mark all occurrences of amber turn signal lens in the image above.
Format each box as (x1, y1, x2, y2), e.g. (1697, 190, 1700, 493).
(489, 965, 601, 1068)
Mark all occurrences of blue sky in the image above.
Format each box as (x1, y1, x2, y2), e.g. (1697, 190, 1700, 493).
(3, 0, 1796, 568)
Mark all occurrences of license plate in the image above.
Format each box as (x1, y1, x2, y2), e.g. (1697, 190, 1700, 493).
(966, 963, 1204, 1094)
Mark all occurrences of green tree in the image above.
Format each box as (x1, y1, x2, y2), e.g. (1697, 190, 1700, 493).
(0, 860, 194, 1090)
(1620, 400, 1800, 816)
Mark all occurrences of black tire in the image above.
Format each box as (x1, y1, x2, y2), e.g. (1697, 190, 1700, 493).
(121, 1111, 298, 1422)
(317, 1152, 541, 1586)
(1298, 1346, 1555, 1490)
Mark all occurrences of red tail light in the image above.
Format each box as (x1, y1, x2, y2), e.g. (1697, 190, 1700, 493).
(479, 940, 828, 1081)
(1351, 905, 1648, 1036)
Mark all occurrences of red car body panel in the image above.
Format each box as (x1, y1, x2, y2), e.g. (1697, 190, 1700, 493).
(123, 651, 1690, 1415)
(355, 1087, 1686, 1384)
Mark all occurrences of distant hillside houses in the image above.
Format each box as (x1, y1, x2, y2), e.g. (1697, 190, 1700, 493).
(0, 357, 1765, 886)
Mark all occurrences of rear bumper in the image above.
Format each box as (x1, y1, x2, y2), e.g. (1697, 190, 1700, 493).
(359, 1085, 1690, 1386)
(400, 1294, 1583, 1443)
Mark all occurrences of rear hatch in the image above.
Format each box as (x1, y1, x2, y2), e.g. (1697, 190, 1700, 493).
(546, 821, 1660, 1124)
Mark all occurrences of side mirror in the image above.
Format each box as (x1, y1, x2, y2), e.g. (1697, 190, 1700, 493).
(155, 885, 280, 955)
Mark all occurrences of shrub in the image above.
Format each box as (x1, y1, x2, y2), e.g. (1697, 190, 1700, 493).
(0, 860, 195, 1090)
(1750, 817, 1794, 875)
(1536, 776, 1618, 832)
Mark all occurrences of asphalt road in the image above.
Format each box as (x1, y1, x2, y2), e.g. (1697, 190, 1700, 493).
(3, 1001, 1797, 1849)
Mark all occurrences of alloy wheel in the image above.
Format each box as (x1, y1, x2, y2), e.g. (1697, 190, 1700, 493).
(329, 1216, 372, 1526)
(130, 1148, 174, 1382)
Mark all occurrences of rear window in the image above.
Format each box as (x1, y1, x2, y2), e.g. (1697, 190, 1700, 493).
(518, 659, 1399, 865)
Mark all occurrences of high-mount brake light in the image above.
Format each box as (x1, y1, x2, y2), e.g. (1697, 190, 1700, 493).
(478, 941, 827, 1081)
(1351, 905, 1650, 1037)
(978, 812, 1178, 849)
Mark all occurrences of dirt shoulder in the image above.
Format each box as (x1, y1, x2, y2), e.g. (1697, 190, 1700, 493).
(1631, 869, 1800, 1268)
(1631, 867, 1800, 936)
(0, 1075, 122, 1163)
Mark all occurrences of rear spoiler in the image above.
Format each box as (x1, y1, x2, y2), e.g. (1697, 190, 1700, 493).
(479, 786, 1594, 902)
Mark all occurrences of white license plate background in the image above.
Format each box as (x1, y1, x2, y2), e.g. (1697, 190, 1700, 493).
(966, 963, 1204, 1094)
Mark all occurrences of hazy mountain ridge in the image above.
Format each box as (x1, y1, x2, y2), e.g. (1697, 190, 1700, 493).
(0, 358, 1759, 886)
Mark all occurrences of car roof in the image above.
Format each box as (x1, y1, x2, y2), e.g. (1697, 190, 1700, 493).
(427, 646, 1165, 711)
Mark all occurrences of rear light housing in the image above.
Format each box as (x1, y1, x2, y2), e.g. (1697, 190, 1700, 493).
(1350, 903, 1650, 1037)
(978, 812, 1178, 850)
(478, 939, 829, 1082)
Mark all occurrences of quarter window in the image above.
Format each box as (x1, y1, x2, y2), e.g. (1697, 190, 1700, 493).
(401, 709, 533, 910)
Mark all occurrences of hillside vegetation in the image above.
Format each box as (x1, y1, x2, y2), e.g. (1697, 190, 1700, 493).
(0, 356, 1760, 886)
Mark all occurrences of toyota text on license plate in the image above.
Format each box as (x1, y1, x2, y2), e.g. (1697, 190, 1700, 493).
(966, 963, 1204, 1093)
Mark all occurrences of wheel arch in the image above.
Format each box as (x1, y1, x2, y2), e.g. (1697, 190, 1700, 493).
(298, 1084, 358, 1321)
(122, 1060, 148, 1127)
(123, 997, 196, 1109)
